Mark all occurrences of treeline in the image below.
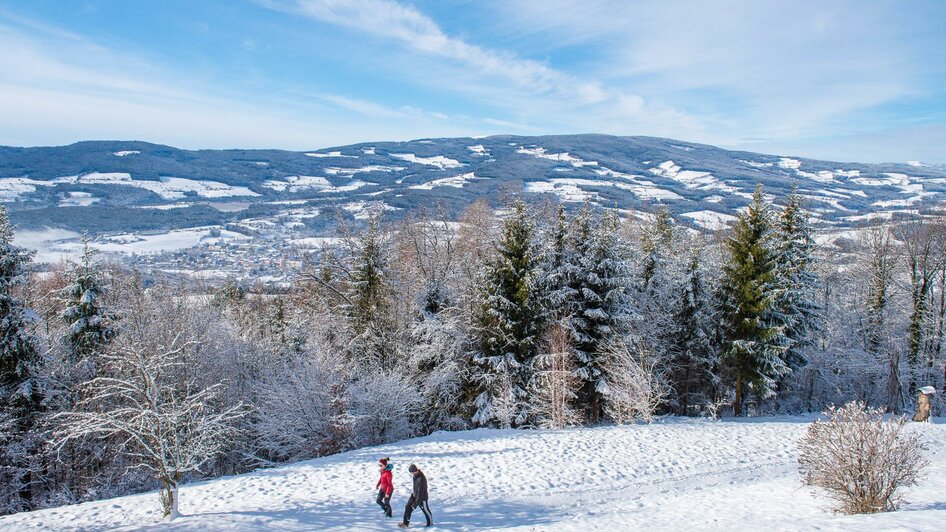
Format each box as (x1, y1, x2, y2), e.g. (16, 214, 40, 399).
(1, 186, 945, 516)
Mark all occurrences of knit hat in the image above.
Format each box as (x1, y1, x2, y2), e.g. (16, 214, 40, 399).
(379, 457, 389, 467)
(408, 464, 418, 473)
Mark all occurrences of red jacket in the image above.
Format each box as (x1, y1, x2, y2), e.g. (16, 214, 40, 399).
(376, 468, 393, 495)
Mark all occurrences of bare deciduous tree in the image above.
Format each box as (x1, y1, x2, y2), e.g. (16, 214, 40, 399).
(603, 340, 669, 423)
(54, 333, 248, 520)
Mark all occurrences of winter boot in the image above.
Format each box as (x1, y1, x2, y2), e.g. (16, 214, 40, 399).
(398, 523, 409, 529)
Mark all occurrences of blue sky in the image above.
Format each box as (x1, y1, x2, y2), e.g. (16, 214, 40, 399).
(1, 0, 944, 163)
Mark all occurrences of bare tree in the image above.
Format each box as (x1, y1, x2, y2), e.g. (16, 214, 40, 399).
(529, 321, 583, 429)
(54, 331, 247, 520)
(603, 340, 669, 423)
(798, 401, 928, 514)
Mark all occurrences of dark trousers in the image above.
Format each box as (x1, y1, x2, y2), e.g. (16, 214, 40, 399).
(403, 494, 432, 526)
(376, 489, 392, 517)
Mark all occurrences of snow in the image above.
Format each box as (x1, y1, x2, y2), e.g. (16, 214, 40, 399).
(919, 386, 937, 395)
(4, 417, 945, 531)
(342, 201, 400, 219)
(739, 160, 774, 168)
(390, 153, 464, 170)
(362, 147, 376, 155)
(409, 172, 484, 190)
(9, 173, 260, 201)
(681, 210, 737, 230)
(516, 146, 599, 168)
(305, 151, 357, 158)
(778, 157, 802, 170)
(325, 165, 404, 176)
(58, 191, 99, 207)
(113, 150, 141, 157)
(467, 145, 489, 157)
(907, 161, 927, 167)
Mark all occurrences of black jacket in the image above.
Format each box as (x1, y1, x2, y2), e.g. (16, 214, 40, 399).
(411, 471, 428, 502)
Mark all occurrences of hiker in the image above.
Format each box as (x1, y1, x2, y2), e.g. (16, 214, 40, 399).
(375, 457, 394, 518)
(398, 463, 432, 528)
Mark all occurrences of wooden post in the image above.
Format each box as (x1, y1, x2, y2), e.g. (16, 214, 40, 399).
(912, 386, 936, 422)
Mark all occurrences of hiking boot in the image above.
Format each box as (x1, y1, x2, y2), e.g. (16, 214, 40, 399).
(398, 523, 409, 529)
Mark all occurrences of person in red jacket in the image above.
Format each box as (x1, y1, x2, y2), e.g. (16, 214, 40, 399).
(375, 457, 394, 518)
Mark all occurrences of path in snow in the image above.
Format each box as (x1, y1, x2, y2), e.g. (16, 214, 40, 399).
(2, 417, 945, 531)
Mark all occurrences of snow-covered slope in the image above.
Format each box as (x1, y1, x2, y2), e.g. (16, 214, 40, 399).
(3, 417, 944, 531)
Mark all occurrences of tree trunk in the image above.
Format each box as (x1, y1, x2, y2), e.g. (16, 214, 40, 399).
(161, 478, 180, 520)
(733, 377, 743, 417)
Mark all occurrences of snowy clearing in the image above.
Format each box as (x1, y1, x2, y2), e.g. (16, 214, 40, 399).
(390, 154, 464, 170)
(2, 417, 944, 531)
(681, 210, 737, 230)
(409, 172, 484, 190)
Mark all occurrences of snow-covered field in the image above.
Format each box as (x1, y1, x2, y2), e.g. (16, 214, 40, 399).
(3, 416, 944, 531)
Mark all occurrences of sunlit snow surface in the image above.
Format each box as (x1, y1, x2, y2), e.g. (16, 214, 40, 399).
(3, 417, 944, 531)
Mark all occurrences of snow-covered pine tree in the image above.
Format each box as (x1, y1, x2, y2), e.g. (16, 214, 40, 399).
(771, 187, 823, 373)
(61, 236, 115, 367)
(640, 208, 674, 291)
(719, 185, 788, 416)
(668, 247, 719, 415)
(566, 207, 635, 422)
(0, 206, 42, 514)
(348, 215, 396, 370)
(472, 201, 543, 428)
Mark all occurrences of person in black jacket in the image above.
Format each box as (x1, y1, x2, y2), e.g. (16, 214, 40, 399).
(398, 464, 432, 528)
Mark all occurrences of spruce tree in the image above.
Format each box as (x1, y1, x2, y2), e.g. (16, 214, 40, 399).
(0, 206, 41, 512)
(566, 208, 634, 422)
(668, 248, 718, 414)
(62, 237, 115, 365)
(0, 207, 40, 417)
(719, 185, 787, 416)
(348, 216, 395, 369)
(473, 201, 543, 427)
(771, 188, 823, 371)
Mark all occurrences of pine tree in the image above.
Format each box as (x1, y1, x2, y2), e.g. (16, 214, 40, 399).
(62, 237, 115, 366)
(719, 185, 787, 416)
(668, 248, 719, 414)
(473, 201, 544, 427)
(0, 206, 41, 512)
(348, 216, 395, 369)
(566, 208, 635, 422)
(771, 188, 823, 371)
(0, 207, 40, 417)
(640, 208, 674, 291)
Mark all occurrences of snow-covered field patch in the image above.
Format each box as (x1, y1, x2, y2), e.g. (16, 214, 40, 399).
(305, 151, 358, 158)
(58, 191, 99, 207)
(113, 150, 140, 157)
(516, 146, 598, 168)
(681, 210, 737, 230)
(390, 153, 464, 170)
(4, 417, 944, 531)
(409, 172, 484, 190)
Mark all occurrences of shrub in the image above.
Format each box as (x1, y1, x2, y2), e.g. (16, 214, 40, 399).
(798, 401, 928, 514)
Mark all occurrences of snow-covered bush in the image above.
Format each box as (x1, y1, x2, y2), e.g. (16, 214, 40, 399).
(251, 349, 352, 464)
(798, 401, 928, 514)
(603, 341, 669, 423)
(349, 371, 422, 447)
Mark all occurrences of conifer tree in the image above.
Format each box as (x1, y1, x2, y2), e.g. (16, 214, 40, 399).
(719, 185, 787, 416)
(0, 207, 40, 417)
(473, 201, 543, 427)
(62, 237, 115, 365)
(0, 206, 41, 512)
(771, 188, 823, 371)
(566, 208, 635, 422)
(668, 248, 718, 414)
(348, 216, 395, 369)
